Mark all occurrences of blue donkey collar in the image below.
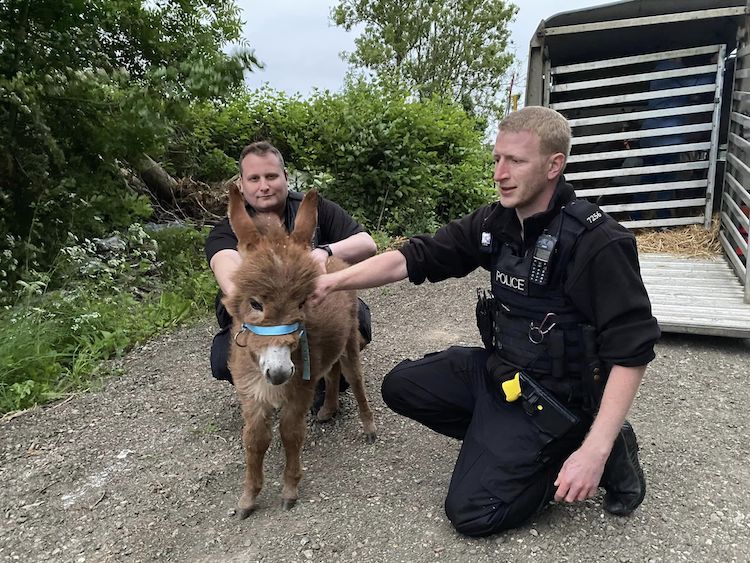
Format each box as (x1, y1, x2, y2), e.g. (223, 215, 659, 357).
(241, 322, 301, 336)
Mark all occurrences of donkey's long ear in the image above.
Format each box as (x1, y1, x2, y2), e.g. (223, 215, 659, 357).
(290, 190, 319, 248)
(227, 182, 260, 254)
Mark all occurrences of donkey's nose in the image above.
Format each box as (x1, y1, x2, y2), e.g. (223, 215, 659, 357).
(259, 345, 296, 385)
(265, 364, 294, 386)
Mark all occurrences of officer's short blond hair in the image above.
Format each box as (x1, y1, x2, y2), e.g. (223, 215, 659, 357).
(499, 106, 571, 158)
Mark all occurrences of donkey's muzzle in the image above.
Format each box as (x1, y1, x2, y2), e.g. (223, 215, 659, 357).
(260, 345, 295, 385)
(266, 364, 295, 385)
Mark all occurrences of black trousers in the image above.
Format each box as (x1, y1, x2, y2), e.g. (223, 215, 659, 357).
(210, 296, 372, 384)
(381, 346, 591, 537)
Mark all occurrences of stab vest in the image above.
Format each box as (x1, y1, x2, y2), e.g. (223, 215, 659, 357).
(486, 199, 606, 400)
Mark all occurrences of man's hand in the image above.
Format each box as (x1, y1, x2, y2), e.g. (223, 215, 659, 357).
(310, 273, 338, 307)
(310, 247, 329, 273)
(553, 445, 608, 503)
(554, 364, 645, 504)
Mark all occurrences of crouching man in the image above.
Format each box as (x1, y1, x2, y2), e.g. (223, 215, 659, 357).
(311, 107, 660, 536)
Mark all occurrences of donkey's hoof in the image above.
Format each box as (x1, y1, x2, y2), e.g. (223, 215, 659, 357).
(237, 506, 255, 520)
(364, 431, 377, 444)
(316, 407, 337, 422)
(281, 498, 297, 510)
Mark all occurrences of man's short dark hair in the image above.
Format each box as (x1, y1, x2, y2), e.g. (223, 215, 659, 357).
(238, 141, 285, 175)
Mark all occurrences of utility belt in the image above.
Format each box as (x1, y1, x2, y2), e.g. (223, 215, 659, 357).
(476, 289, 605, 409)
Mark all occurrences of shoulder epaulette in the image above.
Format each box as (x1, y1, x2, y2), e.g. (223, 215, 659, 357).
(563, 198, 606, 230)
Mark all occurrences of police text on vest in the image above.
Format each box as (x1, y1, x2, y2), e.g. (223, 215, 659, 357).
(495, 271, 526, 293)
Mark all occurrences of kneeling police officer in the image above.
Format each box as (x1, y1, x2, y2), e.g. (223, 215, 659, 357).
(311, 106, 660, 537)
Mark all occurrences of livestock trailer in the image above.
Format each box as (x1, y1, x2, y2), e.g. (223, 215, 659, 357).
(526, 0, 750, 337)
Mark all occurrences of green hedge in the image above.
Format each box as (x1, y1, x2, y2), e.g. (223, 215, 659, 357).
(170, 82, 495, 236)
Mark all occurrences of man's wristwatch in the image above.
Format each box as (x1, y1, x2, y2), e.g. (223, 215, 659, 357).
(316, 244, 333, 257)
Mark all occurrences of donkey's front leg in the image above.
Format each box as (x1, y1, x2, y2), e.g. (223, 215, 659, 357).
(278, 388, 313, 509)
(238, 402, 272, 519)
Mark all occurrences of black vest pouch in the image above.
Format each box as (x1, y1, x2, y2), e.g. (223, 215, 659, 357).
(546, 329, 566, 379)
(493, 308, 548, 371)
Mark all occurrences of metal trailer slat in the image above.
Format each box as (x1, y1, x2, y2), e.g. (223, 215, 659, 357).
(721, 212, 749, 255)
(601, 197, 706, 213)
(653, 318, 750, 338)
(621, 216, 704, 229)
(732, 90, 750, 102)
(725, 173, 750, 209)
(652, 304, 750, 317)
(703, 43, 728, 228)
(568, 104, 714, 127)
(645, 275, 745, 286)
(565, 161, 708, 181)
(727, 153, 750, 182)
(568, 142, 711, 163)
(728, 132, 750, 154)
(552, 65, 717, 93)
(641, 262, 734, 274)
(730, 111, 750, 129)
(641, 259, 734, 269)
(544, 7, 747, 36)
(719, 232, 747, 284)
(645, 279, 745, 290)
(644, 283, 743, 295)
(576, 180, 706, 197)
(722, 192, 750, 231)
(653, 324, 750, 339)
(551, 84, 716, 111)
(639, 255, 736, 271)
(572, 123, 712, 145)
(552, 46, 721, 74)
(736, 68, 750, 79)
(646, 290, 745, 300)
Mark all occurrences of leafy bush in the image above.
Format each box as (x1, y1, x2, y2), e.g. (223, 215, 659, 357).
(0, 224, 216, 414)
(170, 82, 495, 236)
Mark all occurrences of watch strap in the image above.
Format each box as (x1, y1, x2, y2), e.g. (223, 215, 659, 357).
(316, 244, 333, 257)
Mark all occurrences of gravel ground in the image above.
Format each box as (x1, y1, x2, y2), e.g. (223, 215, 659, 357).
(1, 269, 749, 563)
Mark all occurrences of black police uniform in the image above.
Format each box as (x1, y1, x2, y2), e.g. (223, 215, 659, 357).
(381, 177, 660, 537)
(205, 191, 372, 383)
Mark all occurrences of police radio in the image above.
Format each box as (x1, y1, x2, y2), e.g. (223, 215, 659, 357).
(529, 233, 557, 285)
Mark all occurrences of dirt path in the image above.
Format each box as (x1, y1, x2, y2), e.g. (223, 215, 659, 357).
(1, 270, 749, 562)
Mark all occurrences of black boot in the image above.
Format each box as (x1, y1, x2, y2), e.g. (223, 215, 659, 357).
(601, 421, 646, 516)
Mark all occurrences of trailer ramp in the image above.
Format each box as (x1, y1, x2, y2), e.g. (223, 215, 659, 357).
(640, 253, 750, 337)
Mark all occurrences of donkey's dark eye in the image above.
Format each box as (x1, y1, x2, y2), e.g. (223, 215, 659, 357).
(299, 300, 306, 309)
(250, 299, 263, 312)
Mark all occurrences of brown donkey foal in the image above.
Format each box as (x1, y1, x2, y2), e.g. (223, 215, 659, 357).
(223, 187, 377, 518)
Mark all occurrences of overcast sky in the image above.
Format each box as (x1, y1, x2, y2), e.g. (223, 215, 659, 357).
(234, 0, 612, 97)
